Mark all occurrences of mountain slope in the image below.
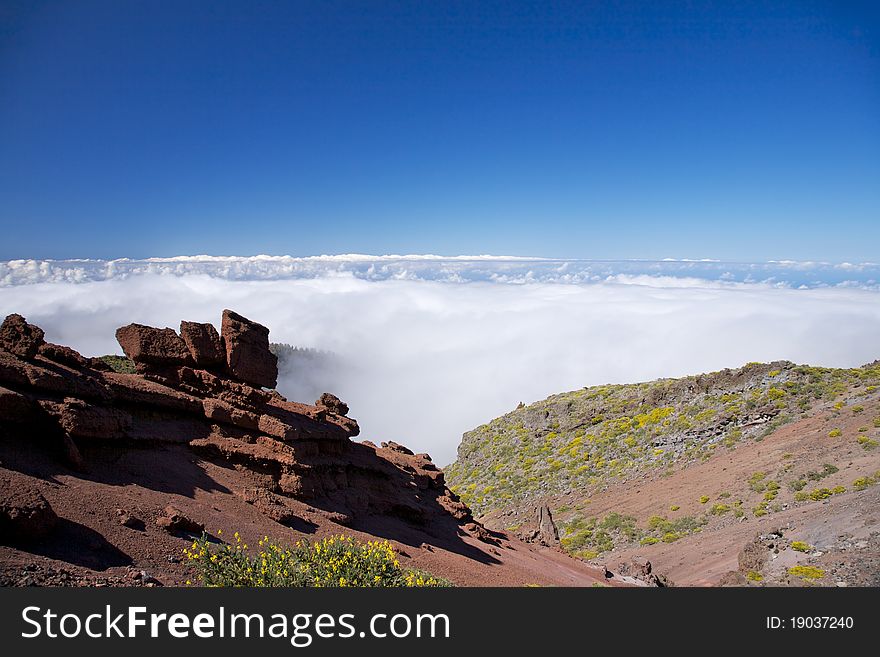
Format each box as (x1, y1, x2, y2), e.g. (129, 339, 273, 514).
(446, 359, 880, 585)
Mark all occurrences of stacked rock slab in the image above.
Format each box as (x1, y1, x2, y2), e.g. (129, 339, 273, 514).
(115, 324, 192, 371)
(179, 321, 225, 368)
(0, 311, 482, 542)
(220, 309, 277, 389)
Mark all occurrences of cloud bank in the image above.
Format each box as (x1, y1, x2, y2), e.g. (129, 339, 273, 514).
(1, 255, 878, 288)
(1, 256, 879, 465)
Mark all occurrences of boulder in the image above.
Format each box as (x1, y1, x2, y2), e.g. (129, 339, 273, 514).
(38, 342, 89, 369)
(156, 505, 204, 534)
(116, 509, 145, 530)
(0, 314, 45, 359)
(535, 504, 559, 546)
(179, 321, 225, 367)
(317, 392, 349, 416)
(116, 324, 192, 368)
(0, 481, 57, 543)
(738, 534, 769, 575)
(220, 310, 277, 388)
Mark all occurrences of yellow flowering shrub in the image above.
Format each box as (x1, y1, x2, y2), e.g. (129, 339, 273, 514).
(184, 532, 451, 587)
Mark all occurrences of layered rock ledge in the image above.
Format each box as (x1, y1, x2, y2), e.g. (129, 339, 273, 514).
(0, 311, 477, 544)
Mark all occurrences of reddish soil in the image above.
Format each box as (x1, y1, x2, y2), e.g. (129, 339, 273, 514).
(0, 312, 613, 588)
(486, 391, 880, 586)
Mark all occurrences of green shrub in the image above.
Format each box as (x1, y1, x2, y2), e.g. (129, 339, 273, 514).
(647, 515, 667, 530)
(795, 487, 841, 502)
(598, 512, 640, 540)
(669, 505, 680, 511)
(699, 495, 710, 504)
(661, 532, 680, 543)
(853, 472, 880, 490)
(806, 463, 838, 482)
(709, 503, 730, 515)
(748, 472, 767, 492)
(184, 533, 451, 587)
(790, 541, 813, 553)
(857, 435, 878, 449)
(98, 354, 136, 374)
(767, 387, 785, 400)
(746, 570, 763, 582)
(640, 536, 660, 545)
(828, 428, 842, 437)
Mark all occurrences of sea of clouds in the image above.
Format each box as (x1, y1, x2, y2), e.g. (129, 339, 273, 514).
(2, 255, 879, 465)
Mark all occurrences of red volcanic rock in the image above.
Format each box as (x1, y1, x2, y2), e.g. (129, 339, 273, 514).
(0, 479, 57, 543)
(202, 398, 259, 431)
(0, 350, 109, 401)
(179, 321, 224, 368)
(40, 399, 132, 440)
(116, 324, 192, 368)
(156, 505, 204, 534)
(0, 311, 518, 586)
(88, 357, 113, 372)
(0, 386, 36, 423)
(317, 392, 349, 416)
(38, 342, 89, 370)
(220, 310, 277, 388)
(535, 505, 560, 546)
(0, 314, 45, 360)
(381, 441, 413, 455)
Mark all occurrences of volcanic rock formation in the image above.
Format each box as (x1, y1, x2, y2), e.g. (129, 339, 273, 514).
(0, 311, 476, 546)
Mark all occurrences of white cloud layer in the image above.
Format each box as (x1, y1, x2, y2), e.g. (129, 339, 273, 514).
(1, 258, 879, 465)
(1, 255, 878, 288)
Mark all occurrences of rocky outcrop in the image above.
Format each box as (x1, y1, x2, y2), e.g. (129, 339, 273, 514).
(115, 324, 192, 370)
(0, 314, 45, 359)
(179, 321, 225, 368)
(38, 343, 89, 370)
(221, 309, 277, 388)
(0, 311, 488, 549)
(317, 392, 349, 416)
(525, 505, 560, 546)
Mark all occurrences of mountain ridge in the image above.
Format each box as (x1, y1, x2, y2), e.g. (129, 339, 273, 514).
(446, 357, 880, 585)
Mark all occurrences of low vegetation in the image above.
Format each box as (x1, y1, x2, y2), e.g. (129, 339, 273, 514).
(852, 471, 880, 491)
(787, 565, 826, 582)
(97, 354, 137, 374)
(447, 360, 880, 516)
(559, 511, 708, 557)
(183, 532, 451, 587)
(793, 486, 846, 502)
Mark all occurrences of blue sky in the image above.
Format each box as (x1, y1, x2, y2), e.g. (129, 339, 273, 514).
(0, 1, 878, 261)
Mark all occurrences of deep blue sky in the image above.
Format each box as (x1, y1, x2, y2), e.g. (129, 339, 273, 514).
(1, 1, 878, 261)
